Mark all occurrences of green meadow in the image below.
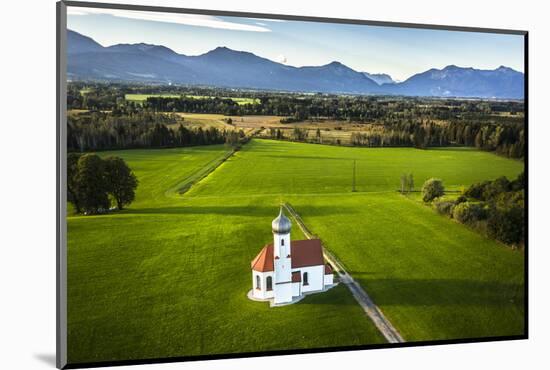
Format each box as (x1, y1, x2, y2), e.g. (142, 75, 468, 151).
(188, 140, 522, 197)
(67, 139, 524, 364)
(288, 193, 524, 341)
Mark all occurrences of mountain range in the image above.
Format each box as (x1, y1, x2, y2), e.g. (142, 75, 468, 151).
(67, 30, 524, 99)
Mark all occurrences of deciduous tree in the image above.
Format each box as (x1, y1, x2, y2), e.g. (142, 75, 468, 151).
(104, 156, 138, 210)
(75, 154, 110, 214)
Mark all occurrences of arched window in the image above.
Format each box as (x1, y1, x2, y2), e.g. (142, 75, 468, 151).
(281, 238, 284, 246)
(303, 272, 309, 286)
(256, 275, 261, 289)
(266, 276, 273, 291)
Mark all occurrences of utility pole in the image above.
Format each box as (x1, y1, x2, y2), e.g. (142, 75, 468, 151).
(352, 159, 356, 192)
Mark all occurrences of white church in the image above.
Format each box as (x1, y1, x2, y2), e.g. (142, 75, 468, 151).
(249, 208, 334, 305)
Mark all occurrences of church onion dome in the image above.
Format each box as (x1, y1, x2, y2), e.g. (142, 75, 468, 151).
(272, 207, 291, 234)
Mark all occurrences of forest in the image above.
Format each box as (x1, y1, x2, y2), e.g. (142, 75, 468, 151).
(68, 82, 525, 158)
(68, 109, 244, 152)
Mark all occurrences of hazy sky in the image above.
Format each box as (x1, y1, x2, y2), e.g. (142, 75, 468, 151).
(67, 6, 524, 81)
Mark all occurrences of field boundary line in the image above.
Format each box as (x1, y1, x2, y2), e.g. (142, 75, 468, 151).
(164, 147, 237, 197)
(283, 203, 405, 344)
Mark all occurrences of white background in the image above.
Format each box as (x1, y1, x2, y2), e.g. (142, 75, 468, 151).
(0, 0, 548, 369)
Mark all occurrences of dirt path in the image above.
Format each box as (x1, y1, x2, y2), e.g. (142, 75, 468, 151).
(283, 203, 405, 344)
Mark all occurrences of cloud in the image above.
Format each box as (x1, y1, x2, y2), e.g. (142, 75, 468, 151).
(67, 7, 271, 32)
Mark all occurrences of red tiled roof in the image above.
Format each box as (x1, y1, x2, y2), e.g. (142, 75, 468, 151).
(292, 271, 301, 282)
(251, 239, 324, 272)
(291, 239, 324, 268)
(251, 244, 274, 272)
(324, 263, 333, 275)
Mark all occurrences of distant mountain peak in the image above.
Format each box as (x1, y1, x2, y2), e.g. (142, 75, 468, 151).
(323, 61, 349, 69)
(496, 65, 516, 73)
(208, 46, 241, 54)
(67, 29, 104, 54)
(394, 64, 524, 99)
(212, 46, 230, 52)
(202, 46, 258, 59)
(66, 30, 524, 99)
(442, 65, 473, 71)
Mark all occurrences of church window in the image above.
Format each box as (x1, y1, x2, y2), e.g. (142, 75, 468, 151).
(256, 275, 261, 289)
(303, 272, 309, 286)
(266, 276, 273, 291)
(281, 239, 284, 246)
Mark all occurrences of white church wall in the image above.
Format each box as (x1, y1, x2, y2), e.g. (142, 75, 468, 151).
(252, 270, 274, 299)
(274, 282, 293, 304)
(274, 255, 292, 285)
(297, 265, 325, 293)
(273, 232, 290, 258)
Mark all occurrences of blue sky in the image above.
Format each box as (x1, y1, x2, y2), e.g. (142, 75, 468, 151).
(67, 6, 524, 81)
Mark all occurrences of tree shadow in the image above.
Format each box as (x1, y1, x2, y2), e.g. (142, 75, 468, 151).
(298, 276, 523, 308)
(354, 276, 524, 307)
(122, 204, 357, 217)
(260, 154, 349, 161)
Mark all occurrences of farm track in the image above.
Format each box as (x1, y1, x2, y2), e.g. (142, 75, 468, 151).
(283, 203, 405, 344)
(165, 148, 236, 197)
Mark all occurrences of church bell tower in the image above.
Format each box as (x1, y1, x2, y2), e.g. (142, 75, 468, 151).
(272, 207, 293, 303)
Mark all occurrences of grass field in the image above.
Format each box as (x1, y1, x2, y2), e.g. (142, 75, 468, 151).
(287, 193, 524, 341)
(125, 94, 260, 105)
(67, 144, 385, 364)
(67, 138, 524, 363)
(188, 139, 523, 196)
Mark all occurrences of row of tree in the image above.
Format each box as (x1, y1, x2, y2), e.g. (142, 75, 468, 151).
(69, 83, 524, 122)
(348, 120, 524, 157)
(68, 82, 524, 113)
(68, 83, 525, 158)
(426, 173, 525, 247)
(68, 111, 245, 152)
(263, 118, 523, 158)
(68, 154, 138, 214)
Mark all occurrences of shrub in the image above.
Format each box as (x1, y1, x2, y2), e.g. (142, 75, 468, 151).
(464, 180, 490, 200)
(482, 176, 511, 200)
(510, 171, 525, 191)
(452, 202, 487, 225)
(434, 200, 455, 216)
(487, 206, 524, 245)
(455, 195, 467, 204)
(421, 178, 444, 202)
